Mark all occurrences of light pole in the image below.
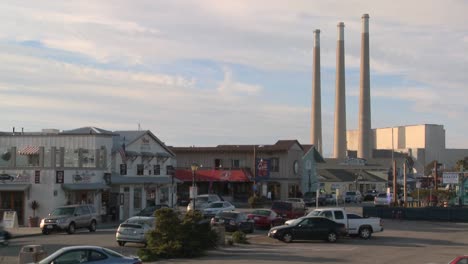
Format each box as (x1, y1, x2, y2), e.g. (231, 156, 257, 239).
(308, 169, 312, 193)
(191, 163, 199, 211)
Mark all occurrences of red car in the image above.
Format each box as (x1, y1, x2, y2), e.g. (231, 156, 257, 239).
(247, 209, 285, 229)
(448, 256, 468, 264)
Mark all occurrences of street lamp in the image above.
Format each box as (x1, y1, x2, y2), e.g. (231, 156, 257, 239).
(191, 162, 199, 211)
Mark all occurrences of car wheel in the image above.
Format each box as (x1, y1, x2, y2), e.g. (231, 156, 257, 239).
(327, 232, 338, 243)
(41, 229, 49, 235)
(359, 227, 372, 239)
(118, 241, 126, 247)
(88, 220, 97, 232)
(67, 223, 75, 234)
(249, 224, 254, 234)
(281, 232, 293, 243)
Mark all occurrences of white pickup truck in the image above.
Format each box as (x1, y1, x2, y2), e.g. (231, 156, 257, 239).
(306, 208, 383, 239)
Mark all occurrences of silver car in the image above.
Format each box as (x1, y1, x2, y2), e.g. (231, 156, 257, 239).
(116, 216, 155, 246)
(36, 245, 141, 264)
(40, 204, 98, 235)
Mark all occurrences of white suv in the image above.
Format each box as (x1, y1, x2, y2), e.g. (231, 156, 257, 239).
(344, 191, 362, 203)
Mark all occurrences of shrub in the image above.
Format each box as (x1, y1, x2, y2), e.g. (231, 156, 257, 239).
(140, 208, 218, 261)
(231, 231, 249, 244)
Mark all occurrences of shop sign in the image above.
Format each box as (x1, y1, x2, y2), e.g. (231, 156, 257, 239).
(443, 172, 459, 184)
(3, 211, 18, 228)
(35, 170, 40, 184)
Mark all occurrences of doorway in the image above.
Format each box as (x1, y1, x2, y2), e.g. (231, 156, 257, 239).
(0, 191, 25, 226)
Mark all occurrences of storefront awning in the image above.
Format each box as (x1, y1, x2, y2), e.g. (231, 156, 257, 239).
(111, 175, 181, 184)
(125, 151, 139, 157)
(0, 184, 31, 191)
(18, 146, 40, 155)
(141, 152, 155, 157)
(174, 169, 252, 182)
(156, 152, 171, 158)
(62, 183, 110, 191)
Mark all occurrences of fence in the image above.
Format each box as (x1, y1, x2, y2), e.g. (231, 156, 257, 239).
(363, 206, 468, 222)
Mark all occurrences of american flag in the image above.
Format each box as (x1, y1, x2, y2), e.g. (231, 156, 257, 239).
(118, 142, 127, 163)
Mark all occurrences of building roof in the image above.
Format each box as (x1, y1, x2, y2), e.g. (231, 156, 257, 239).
(170, 140, 303, 153)
(63, 127, 115, 135)
(302, 144, 325, 163)
(318, 169, 387, 183)
(113, 130, 175, 157)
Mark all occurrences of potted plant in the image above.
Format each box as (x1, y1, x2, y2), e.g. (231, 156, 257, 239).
(29, 200, 40, 227)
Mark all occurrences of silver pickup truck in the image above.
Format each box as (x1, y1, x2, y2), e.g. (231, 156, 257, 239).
(306, 208, 383, 239)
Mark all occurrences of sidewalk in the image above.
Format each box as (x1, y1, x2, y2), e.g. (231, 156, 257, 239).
(6, 221, 121, 239)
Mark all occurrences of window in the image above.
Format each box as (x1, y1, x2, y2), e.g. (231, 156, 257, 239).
(270, 158, 279, 172)
(120, 164, 127, 175)
(134, 188, 142, 210)
(80, 205, 90, 215)
(55, 148, 62, 167)
(54, 249, 88, 263)
(154, 165, 160, 175)
(215, 159, 222, 169)
(81, 149, 96, 168)
(334, 211, 345, 220)
(43, 148, 52, 167)
(137, 164, 144, 175)
(64, 149, 79, 167)
(231, 159, 240, 168)
(89, 250, 107, 261)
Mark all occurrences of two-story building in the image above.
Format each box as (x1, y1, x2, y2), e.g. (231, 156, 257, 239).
(0, 127, 176, 226)
(171, 140, 324, 201)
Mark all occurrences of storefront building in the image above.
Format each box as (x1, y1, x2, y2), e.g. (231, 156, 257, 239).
(0, 127, 176, 226)
(170, 140, 315, 201)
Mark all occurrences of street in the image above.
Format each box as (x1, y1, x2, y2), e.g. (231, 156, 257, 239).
(1, 205, 468, 264)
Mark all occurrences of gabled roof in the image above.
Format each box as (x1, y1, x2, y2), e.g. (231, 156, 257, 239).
(318, 169, 387, 183)
(63, 127, 115, 135)
(302, 144, 325, 163)
(113, 130, 175, 157)
(171, 140, 303, 153)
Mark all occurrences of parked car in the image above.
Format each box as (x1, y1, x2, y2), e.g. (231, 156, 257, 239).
(448, 255, 468, 264)
(303, 192, 316, 207)
(271, 200, 306, 219)
(286, 198, 306, 209)
(306, 208, 384, 239)
(247, 209, 285, 229)
(210, 211, 254, 233)
(135, 204, 169, 217)
(202, 201, 235, 218)
(344, 191, 362, 203)
(374, 193, 392, 207)
(40, 204, 98, 235)
(36, 245, 142, 264)
(187, 194, 223, 211)
(268, 216, 347, 243)
(364, 190, 379, 201)
(116, 216, 155, 246)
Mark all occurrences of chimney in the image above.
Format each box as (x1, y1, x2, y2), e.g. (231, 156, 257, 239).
(358, 14, 371, 159)
(12, 127, 15, 135)
(311, 29, 322, 154)
(333, 22, 347, 159)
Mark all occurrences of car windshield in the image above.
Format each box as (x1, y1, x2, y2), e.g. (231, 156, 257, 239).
(126, 217, 154, 227)
(252, 210, 270, 216)
(196, 197, 209, 203)
(288, 217, 305, 225)
(378, 193, 389, 198)
(50, 207, 75, 216)
(307, 211, 321, 217)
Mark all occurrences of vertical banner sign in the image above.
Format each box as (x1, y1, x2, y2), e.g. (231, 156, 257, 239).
(56, 171, 64, 184)
(34, 170, 40, 184)
(255, 158, 270, 181)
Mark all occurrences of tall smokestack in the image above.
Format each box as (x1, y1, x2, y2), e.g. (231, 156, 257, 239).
(311, 29, 322, 153)
(358, 14, 371, 159)
(333, 22, 347, 159)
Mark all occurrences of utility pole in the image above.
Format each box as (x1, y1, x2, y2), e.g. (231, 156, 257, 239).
(403, 162, 407, 207)
(393, 160, 398, 206)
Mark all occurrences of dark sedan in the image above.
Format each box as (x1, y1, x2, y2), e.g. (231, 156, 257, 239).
(247, 209, 285, 229)
(210, 211, 254, 233)
(268, 216, 347, 243)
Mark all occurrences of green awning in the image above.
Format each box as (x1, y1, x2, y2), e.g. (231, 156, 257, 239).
(0, 184, 31, 191)
(62, 183, 110, 191)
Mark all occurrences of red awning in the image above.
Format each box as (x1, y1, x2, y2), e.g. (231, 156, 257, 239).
(174, 169, 252, 182)
(18, 146, 40, 155)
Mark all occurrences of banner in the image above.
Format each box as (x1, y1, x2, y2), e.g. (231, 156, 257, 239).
(443, 172, 459, 184)
(255, 158, 270, 181)
(3, 211, 18, 228)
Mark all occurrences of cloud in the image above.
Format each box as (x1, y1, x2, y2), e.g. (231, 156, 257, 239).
(217, 68, 262, 96)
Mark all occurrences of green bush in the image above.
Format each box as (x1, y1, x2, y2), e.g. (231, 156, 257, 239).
(231, 231, 249, 244)
(139, 208, 218, 261)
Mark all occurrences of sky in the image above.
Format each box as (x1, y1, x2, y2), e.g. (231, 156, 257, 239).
(0, 0, 467, 157)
